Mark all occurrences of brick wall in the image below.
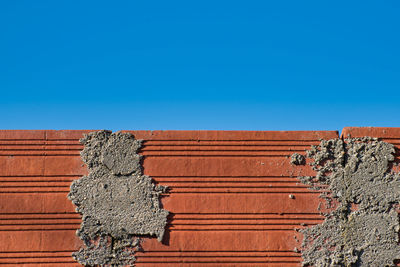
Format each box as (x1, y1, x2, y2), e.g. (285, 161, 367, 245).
(0, 128, 398, 266)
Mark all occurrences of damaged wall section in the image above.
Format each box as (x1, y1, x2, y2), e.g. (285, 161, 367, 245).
(68, 130, 169, 266)
(292, 137, 400, 266)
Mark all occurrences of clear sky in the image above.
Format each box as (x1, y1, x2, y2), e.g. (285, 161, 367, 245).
(1, 1, 399, 131)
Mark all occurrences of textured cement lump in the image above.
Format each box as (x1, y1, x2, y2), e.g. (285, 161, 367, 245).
(68, 130, 169, 266)
(291, 153, 306, 165)
(292, 137, 400, 266)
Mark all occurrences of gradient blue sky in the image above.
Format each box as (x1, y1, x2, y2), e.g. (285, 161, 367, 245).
(1, 1, 399, 131)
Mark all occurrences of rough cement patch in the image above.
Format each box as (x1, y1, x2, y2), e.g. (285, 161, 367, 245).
(290, 153, 306, 165)
(293, 137, 400, 266)
(69, 130, 169, 266)
(101, 133, 143, 176)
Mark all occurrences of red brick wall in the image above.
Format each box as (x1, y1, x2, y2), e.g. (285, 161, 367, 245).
(0, 128, 398, 266)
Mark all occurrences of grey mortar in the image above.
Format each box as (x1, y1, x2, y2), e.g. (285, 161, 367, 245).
(68, 130, 169, 266)
(291, 153, 306, 165)
(292, 137, 400, 266)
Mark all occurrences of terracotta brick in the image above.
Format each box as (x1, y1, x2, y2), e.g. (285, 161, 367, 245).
(0, 130, 339, 266)
(0, 130, 46, 140)
(341, 127, 400, 139)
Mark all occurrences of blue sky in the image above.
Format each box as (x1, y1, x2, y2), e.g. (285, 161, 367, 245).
(1, 1, 399, 131)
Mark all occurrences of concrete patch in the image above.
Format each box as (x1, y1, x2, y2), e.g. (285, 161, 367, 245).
(293, 137, 400, 266)
(68, 130, 169, 266)
(290, 153, 306, 165)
